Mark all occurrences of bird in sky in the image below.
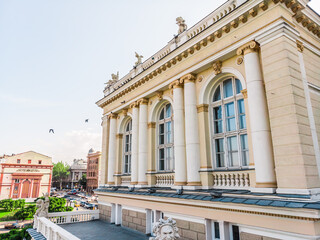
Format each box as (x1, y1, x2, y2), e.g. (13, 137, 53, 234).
(85, 119, 89, 123)
(49, 129, 54, 134)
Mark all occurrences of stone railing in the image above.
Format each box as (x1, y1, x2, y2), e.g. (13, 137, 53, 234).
(34, 216, 80, 240)
(155, 173, 174, 187)
(213, 171, 250, 189)
(47, 210, 99, 224)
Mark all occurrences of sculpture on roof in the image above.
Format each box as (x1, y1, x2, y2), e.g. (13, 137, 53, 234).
(135, 52, 143, 66)
(105, 72, 119, 88)
(176, 17, 187, 34)
(35, 192, 50, 218)
(149, 218, 180, 240)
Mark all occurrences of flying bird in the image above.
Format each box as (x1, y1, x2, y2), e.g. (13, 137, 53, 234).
(49, 129, 54, 134)
(85, 119, 89, 123)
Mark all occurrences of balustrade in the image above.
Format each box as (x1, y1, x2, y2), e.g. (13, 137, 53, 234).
(47, 210, 99, 224)
(213, 171, 250, 189)
(155, 173, 174, 186)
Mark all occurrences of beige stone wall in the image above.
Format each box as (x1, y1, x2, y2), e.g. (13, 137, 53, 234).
(240, 232, 279, 240)
(121, 209, 146, 233)
(5, 151, 52, 165)
(260, 35, 320, 189)
(174, 219, 206, 240)
(99, 204, 111, 222)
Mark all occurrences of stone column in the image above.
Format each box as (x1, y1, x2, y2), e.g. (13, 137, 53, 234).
(181, 73, 201, 186)
(169, 80, 187, 185)
(130, 102, 139, 185)
(99, 115, 109, 186)
(138, 98, 148, 185)
(107, 113, 117, 185)
(237, 41, 276, 190)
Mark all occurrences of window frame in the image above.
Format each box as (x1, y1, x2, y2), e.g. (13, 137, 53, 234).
(157, 103, 174, 172)
(122, 119, 132, 174)
(210, 77, 249, 170)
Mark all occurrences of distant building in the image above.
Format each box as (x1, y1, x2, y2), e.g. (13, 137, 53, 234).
(0, 151, 53, 199)
(68, 159, 87, 189)
(86, 149, 101, 193)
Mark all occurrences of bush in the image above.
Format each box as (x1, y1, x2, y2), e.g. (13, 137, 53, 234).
(34, 197, 72, 212)
(0, 227, 31, 240)
(14, 205, 36, 220)
(0, 199, 26, 212)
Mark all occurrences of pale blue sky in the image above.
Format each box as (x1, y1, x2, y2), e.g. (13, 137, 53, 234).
(0, 0, 319, 164)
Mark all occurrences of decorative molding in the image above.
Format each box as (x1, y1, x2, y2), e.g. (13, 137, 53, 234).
(212, 61, 222, 75)
(129, 102, 139, 109)
(156, 91, 163, 100)
(296, 40, 304, 52)
(148, 122, 156, 129)
(108, 113, 118, 119)
(197, 104, 209, 113)
(122, 109, 128, 116)
(236, 56, 244, 65)
(197, 75, 204, 82)
(169, 80, 183, 89)
(137, 98, 148, 105)
(116, 134, 123, 139)
(241, 89, 248, 99)
(237, 41, 260, 56)
(180, 73, 196, 84)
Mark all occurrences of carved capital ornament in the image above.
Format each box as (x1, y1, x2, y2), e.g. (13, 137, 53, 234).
(237, 41, 260, 56)
(212, 61, 222, 75)
(180, 73, 196, 84)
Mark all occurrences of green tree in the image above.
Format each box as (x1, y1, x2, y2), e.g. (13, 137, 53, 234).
(79, 173, 87, 189)
(52, 161, 70, 190)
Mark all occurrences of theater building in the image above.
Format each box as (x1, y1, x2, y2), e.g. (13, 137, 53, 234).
(0, 151, 53, 200)
(95, 0, 320, 239)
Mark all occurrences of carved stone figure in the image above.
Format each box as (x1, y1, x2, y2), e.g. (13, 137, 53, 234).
(135, 52, 143, 66)
(35, 192, 49, 218)
(104, 72, 119, 88)
(176, 17, 187, 34)
(149, 218, 180, 240)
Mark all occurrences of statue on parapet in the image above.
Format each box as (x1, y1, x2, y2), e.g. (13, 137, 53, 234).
(149, 218, 180, 240)
(176, 17, 187, 34)
(35, 192, 49, 218)
(105, 72, 119, 88)
(135, 52, 143, 66)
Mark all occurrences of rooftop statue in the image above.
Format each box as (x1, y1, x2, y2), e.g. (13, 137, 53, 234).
(176, 17, 187, 34)
(35, 192, 50, 218)
(105, 72, 119, 88)
(149, 218, 180, 240)
(135, 52, 143, 66)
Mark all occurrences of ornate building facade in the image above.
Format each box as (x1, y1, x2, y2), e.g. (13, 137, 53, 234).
(86, 149, 101, 193)
(68, 159, 87, 189)
(0, 151, 53, 199)
(95, 0, 320, 239)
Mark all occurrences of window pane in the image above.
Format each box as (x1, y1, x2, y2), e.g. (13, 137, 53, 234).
(214, 120, 223, 134)
(166, 121, 172, 143)
(166, 147, 173, 170)
(159, 148, 165, 171)
(214, 222, 220, 239)
(223, 79, 233, 98)
(236, 79, 242, 94)
(225, 102, 236, 131)
(166, 104, 172, 118)
(213, 106, 222, 119)
(241, 134, 249, 166)
(125, 135, 129, 151)
(159, 123, 164, 134)
(160, 109, 164, 120)
(215, 139, 225, 167)
(238, 99, 245, 114)
(213, 87, 221, 101)
(228, 136, 239, 167)
(225, 102, 235, 117)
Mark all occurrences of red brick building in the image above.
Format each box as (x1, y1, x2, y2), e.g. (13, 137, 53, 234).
(86, 149, 101, 193)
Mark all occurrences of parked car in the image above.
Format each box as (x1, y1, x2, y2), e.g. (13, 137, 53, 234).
(86, 204, 96, 210)
(5, 223, 22, 229)
(74, 201, 80, 207)
(80, 201, 87, 207)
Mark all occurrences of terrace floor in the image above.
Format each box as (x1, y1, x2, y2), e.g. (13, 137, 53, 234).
(60, 220, 149, 240)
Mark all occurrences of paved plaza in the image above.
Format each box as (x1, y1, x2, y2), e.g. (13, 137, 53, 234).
(60, 220, 149, 240)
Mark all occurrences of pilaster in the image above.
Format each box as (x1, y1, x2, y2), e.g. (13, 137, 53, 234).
(130, 102, 139, 185)
(138, 98, 148, 185)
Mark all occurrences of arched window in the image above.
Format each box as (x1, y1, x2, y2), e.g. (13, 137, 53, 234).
(158, 103, 174, 171)
(123, 120, 132, 174)
(211, 77, 249, 169)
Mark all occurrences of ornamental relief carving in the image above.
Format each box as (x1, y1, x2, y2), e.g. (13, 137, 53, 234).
(212, 61, 222, 75)
(237, 41, 260, 56)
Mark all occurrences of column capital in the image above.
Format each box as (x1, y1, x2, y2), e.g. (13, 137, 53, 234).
(237, 41, 260, 56)
(116, 133, 123, 139)
(102, 114, 109, 122)
(180, 73, 197, 83)
(212, 61, 222, 75)
(147, 122, 156, 128)
(108, 113, 118, 119)
(241, 89, 248, 99)
(296, 40, 304, 52)
(197, 104, 209, 113)
(129, 101, 139, 109)
(169, 80, 183, 89)
(137, 98, 148, 105)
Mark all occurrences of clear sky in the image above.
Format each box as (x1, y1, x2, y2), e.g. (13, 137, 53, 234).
(0, 0, 319, 165)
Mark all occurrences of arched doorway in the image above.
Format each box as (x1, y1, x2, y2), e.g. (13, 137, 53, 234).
(21, 180, 30, 198)
(32, 180, 40, 198)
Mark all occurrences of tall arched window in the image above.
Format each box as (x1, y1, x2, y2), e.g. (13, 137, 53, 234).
(158, 103, 174, 171)
(211, 77, 249, 169)
(123, 120, 132, 174)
